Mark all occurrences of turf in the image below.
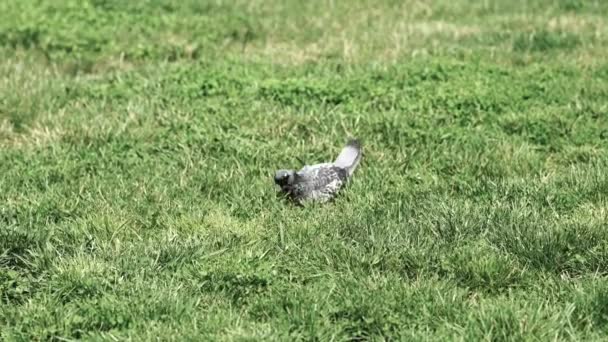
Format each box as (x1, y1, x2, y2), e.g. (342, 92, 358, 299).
(1, 0, 608, 340)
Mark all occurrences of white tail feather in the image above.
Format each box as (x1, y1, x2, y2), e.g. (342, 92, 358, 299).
(334, 139, 362, 176)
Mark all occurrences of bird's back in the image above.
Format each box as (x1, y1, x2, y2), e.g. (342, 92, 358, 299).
(291, 163, 348, 203)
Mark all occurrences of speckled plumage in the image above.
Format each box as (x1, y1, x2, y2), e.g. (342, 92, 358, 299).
(274, 139, 362, 204)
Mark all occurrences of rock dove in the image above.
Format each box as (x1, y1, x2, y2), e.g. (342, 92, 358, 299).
(274, 139, 362, 204)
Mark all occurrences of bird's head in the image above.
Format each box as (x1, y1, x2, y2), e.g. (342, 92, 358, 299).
(274, 169, 295, 188)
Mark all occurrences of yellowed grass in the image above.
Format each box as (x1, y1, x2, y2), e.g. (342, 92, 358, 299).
(0, 119, 64, 149)
(547, 14, 608, 35)
(245, 19, 481, 65)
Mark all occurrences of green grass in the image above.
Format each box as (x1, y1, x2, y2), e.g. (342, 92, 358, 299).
(1, 0, 608, 340)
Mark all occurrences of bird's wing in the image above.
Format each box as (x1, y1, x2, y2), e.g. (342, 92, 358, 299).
(299, 165, 346, 192)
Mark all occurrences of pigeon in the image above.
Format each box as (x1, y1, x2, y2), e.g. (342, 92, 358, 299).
(274, 139, 362, 204)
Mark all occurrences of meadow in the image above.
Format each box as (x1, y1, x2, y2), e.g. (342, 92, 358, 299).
(1, 0, 608, 340)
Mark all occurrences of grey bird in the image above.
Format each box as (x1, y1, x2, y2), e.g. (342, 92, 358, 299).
(274, 139, 362, 204)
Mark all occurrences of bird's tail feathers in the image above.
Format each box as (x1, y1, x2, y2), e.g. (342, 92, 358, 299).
(334, 139, 362, 176)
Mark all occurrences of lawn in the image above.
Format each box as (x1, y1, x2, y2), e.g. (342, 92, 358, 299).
(1, 0, 608, 340)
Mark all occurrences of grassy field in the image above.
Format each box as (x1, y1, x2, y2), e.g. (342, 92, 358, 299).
(1, 0, 608, 340)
